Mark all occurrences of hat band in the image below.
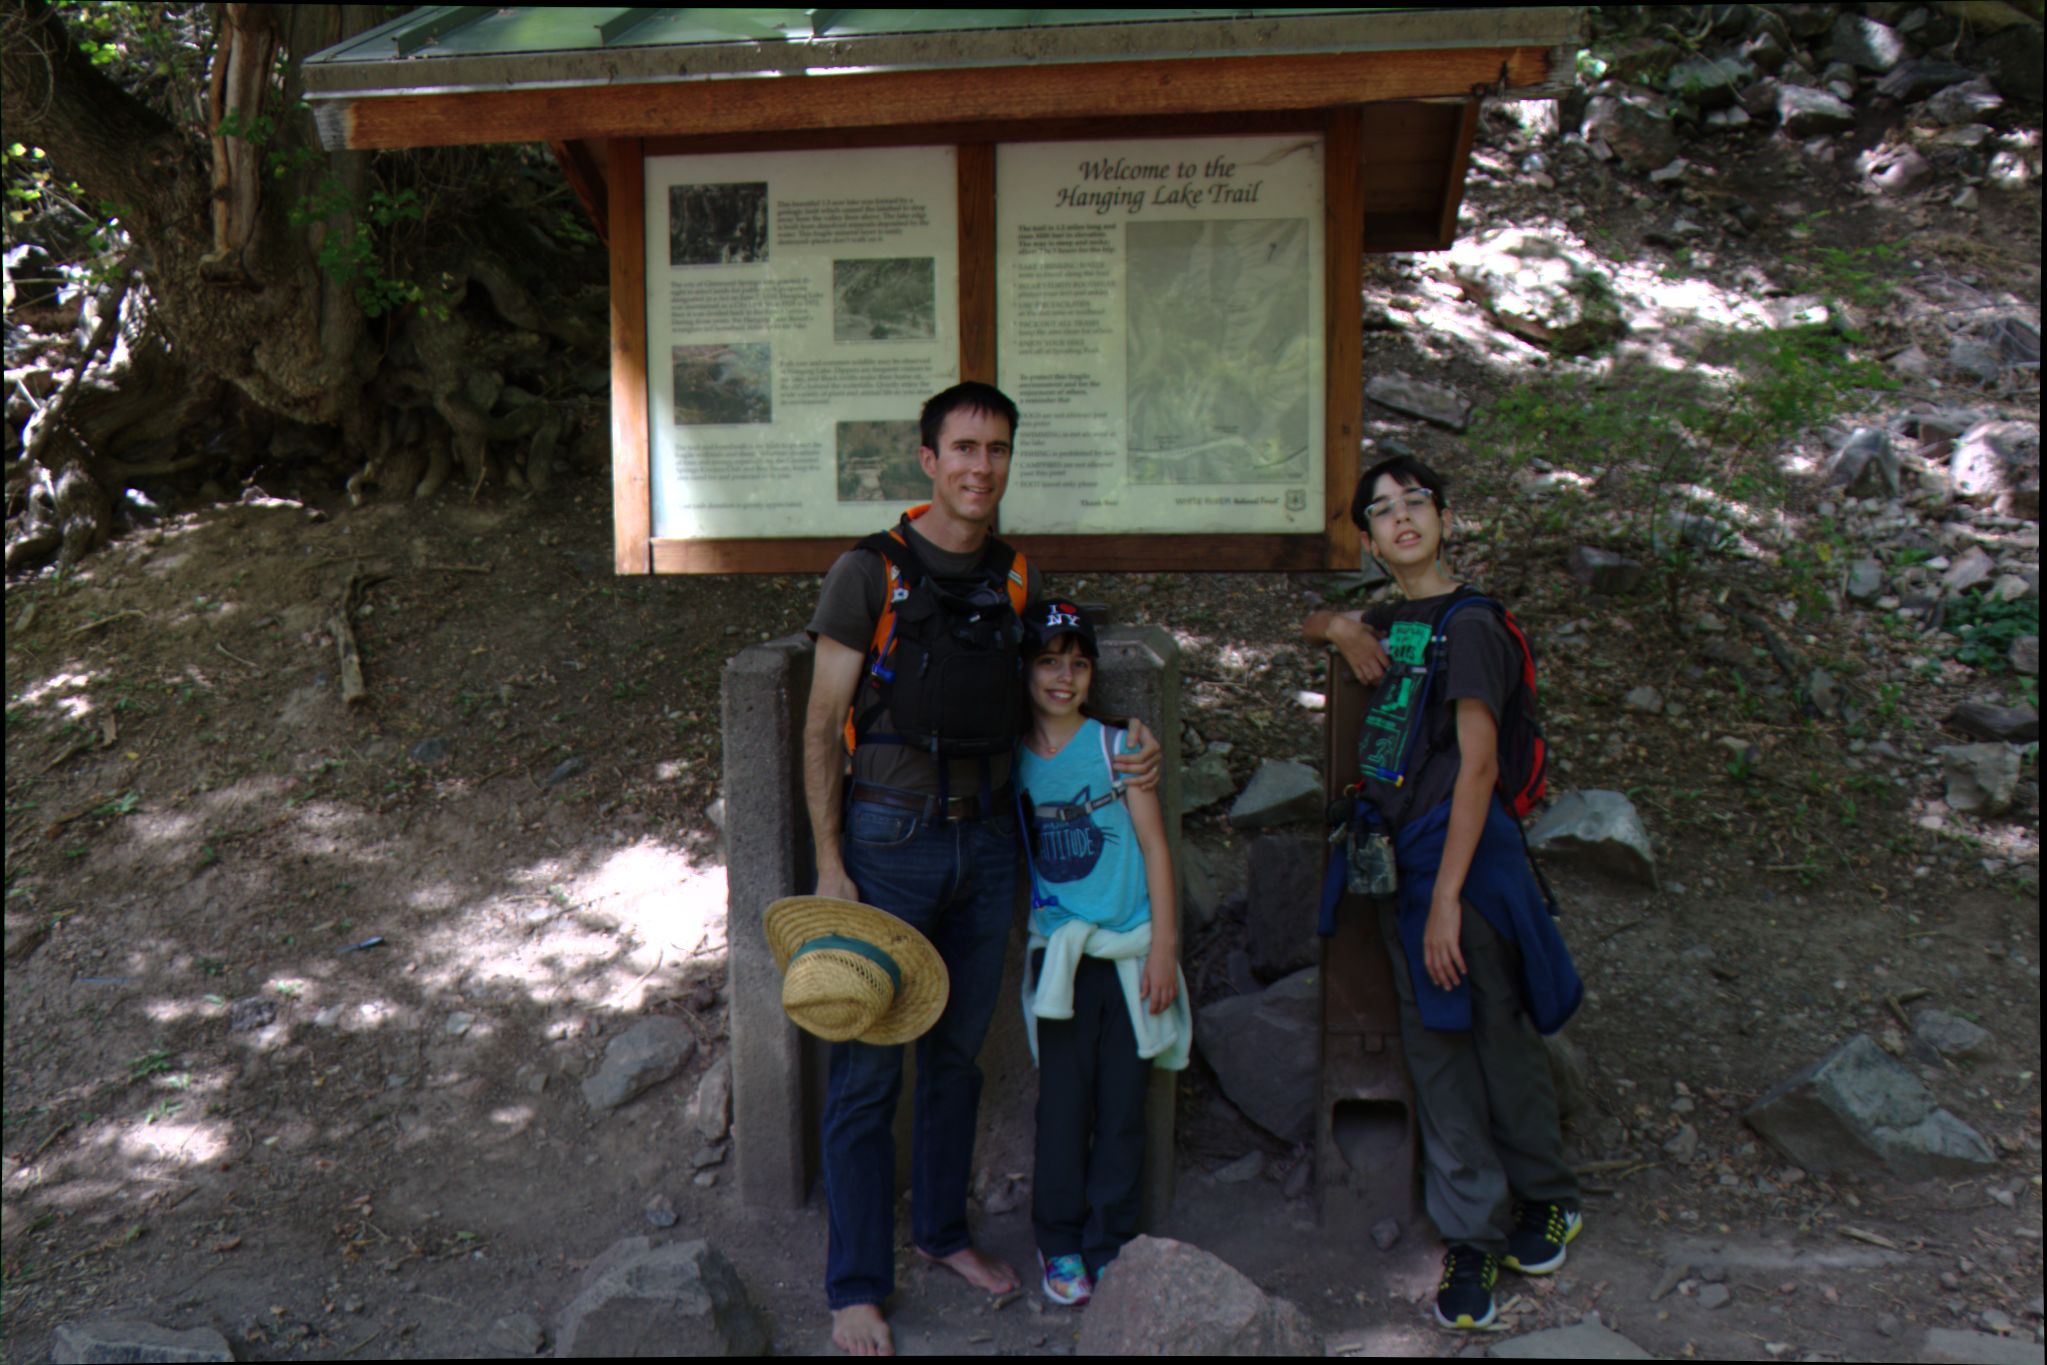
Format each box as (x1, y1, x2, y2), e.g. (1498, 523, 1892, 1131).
(790, 934, 903, 994)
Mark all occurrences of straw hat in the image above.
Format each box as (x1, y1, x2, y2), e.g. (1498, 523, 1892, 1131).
(763, 897, 949, 1045)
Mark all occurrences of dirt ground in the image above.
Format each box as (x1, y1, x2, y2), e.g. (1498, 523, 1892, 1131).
(6, 72, 2043, 1365)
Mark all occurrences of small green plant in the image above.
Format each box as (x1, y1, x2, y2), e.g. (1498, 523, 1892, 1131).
(1944, 591, 2034, 672)
(91, 791, 139, 818)
(128, 1050, 174, 1081)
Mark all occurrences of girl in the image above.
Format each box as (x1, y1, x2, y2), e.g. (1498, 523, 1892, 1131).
(1015, 600, 1191, 1307)
(1303, 456, 1583, 1332)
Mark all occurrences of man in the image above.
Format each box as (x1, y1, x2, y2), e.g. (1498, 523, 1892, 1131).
(803, 381, 1157, 1356)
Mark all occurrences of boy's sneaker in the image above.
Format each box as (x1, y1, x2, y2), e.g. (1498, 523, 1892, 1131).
(1502, 1202, 1582, 1276)
(1433, 1245, 1498, 1330)
(1039, 1251, 1093, 1306)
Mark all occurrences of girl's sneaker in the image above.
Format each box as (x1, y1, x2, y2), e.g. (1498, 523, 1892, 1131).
(1502, 1202, 1582, 1276)
(1432, 1245, 1498, 1330)
(1039, 1250, 1093, 1306)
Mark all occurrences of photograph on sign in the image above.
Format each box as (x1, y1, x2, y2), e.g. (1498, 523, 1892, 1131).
(645, 146, 959, 540)
(996, 135, 1325, 536)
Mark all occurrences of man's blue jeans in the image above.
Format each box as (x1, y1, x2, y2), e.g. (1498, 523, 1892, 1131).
(824, 797, 1018, 1311)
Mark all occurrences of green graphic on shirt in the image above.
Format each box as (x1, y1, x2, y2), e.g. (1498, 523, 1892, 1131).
(1359, 621, 1437, 782)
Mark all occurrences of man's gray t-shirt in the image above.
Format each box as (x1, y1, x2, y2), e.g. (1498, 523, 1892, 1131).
(808, 521, 1042, 797)
(1356, 590, 1515, 830)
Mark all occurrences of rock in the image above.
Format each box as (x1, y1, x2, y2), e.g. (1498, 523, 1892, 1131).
(1828, 428, 1899, 498)
(1365, 372, 1472, 431)
(1776, 85, 1856, 136)
(1652, 508, 1733, 555)
(1568, 546, 1648, 596)
(1829, 14, 1907, 73)
(1950, 421, 2040, 503)
(1622, 686, 1663, 715)
(1666, 54, 1755, 108)
(1924, 77, 2003, 126)
(1859, 143, 1932, 195)
(1743, 1033, 1997, 1179)
(1663, 1123, 1700, 1163)
(2013, 636, 2039, 676)
(581, 1017, 696, 1113)
(1181, 751, 1236, 815)
(1741, 29, 1789, 73)
(1543, 1033, 1589, 1122)
(1449, 228, 1624, 355)
(1912, 1009, 1993, 1061)
(1604, 36, 1681, 86)
(1214, 1151, 1265, 1184)
(1941, 547, 1996, 595)
(1977, 20, 2044, 104)
(1226, 947, 1261, 997)
(1806, 668, 1842, 720)
(1581, 94, 1682, 172)
(2, 242, 60, 311)
(542, 755, 589, 790)
(1876, 59, 1976, 102)
(228, 996, 276, 1032)
(50, 1322, 236, 1363)
(686, 1055, 732, 1141)
(1526, 791, 1657, 889)
(1950, 337, 2006, 385)
(1246, 835, 1321, 981)
(1281, 1155, 1312, 1200)
(409, 736, 452, 765)
(555, 1237, 767, 1357)
(1948, 701, 2040, 744)
(488, 1312, 548, 1355)
(1919, 1327, 2047, 1365)
(1488, 1317, 1655, 1360)
(1371, 1217, 1401, 1251)
(1076, 1236, 1322, 1357)
(1977, 315, 2042, 369)
(1228, 759, 1325, 830)
(1197, 969, 1320, 1143)
(1698, 1282, 1733, 1309)
(1846, 558, 1886, 602)
(1939, 743, 2020, 815)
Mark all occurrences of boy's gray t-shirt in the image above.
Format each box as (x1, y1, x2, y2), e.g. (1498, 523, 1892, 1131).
(1358, 590, 1515, 829)
(808, 522, 1041, 797)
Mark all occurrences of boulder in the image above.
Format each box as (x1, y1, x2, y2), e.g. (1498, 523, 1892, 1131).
(1776, 85, 1856, 136)
(1827, 427, 1899, 497)
(1846, 558, 1885, 602)
(1912, 1009, 1993, 1062)
(1978, 20, 2044, 104)
(555, 1237, 769, 1357)
(1227, 759, 1325, 830)
(1181, 751, 1236, 814)
(1939, 743, 2020, 815)
(1941, 546, 1996, 595)
(686, 1055, 733, 1142)
(1581, 94, 1681, 172)
(1246, 835, 1322, 981)
(1365, 372, 1472, 431)
(1568, 546, 1648, 596)
(1858, 143, 1932, 195)
(1665, 54, 1755, 108)
(1603, 36, 1681, 86)
(2013, 636, 2039, 676)
(1448, 229, 1626, 355)
(1923, 76, 2004, 126)
(581, 1017, 696, 1113)
(1076, 1236, 1322, 1356)
(1946, 702, 2037, 745)
(1527, 790, 1657, 889)
(1744, 1033, 1996, 1179)
(1949, 420, 2040, 503)
(50, 1322, 236, 1364)
(1488, 1316, 1654, 1359)
(1875, 59, 1976, 102)
(1828, 14, 1908, 73)
(1198, 969, 1320, 1143)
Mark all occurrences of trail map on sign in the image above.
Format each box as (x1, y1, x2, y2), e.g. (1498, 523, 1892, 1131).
(1126, 219, 1312, 487)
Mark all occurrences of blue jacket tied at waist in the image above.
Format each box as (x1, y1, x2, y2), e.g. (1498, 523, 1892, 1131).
(1395, 797, 1582, 1035)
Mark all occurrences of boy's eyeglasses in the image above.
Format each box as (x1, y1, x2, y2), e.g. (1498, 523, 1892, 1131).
(1364, 489, 1436, 523)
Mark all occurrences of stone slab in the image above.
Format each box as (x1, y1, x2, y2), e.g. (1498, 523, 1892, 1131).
(50, 1322, 236, 1364)
(1489, 1317, 1654, 1360)
(1076, 1236, 1322, 1356)
(1919, 1328, 2047, 1365)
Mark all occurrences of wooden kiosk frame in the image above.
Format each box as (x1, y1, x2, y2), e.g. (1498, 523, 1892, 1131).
(303, 8, 1583, 575)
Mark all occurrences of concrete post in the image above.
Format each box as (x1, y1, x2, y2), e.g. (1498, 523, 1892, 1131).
(721, 624, 1181, 1223)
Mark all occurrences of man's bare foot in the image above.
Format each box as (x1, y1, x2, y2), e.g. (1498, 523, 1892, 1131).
(917, 1244, 1020, 1295)
(831, 1303, 893, 1356)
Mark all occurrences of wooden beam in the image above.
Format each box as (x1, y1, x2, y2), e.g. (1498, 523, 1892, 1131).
(1324, 106, 1365, 571)
(608, 138, 651, 576)
(645, 109, 1327, 159)
(1433, 99, 1483, 250)
(339, 47, 1553, 150)
(957, 143, 996, 384)
(650, 533, 1330, 574)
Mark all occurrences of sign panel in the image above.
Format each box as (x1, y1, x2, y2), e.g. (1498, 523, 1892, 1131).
(996, 135, 1325, 535)
(645, 146, 959, 539)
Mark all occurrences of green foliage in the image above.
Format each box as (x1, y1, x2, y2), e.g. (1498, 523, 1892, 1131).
(1942, 591, 2034, 672)
(1806, 241, 1904, 312)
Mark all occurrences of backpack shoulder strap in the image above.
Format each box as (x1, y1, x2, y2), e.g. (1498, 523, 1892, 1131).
(841, 523, 919, 755)
(982, 535, 1029, 615)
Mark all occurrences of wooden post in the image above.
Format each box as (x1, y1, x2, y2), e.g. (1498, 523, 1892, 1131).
(1324, 106, 1365, 570)
(609, 139, 651, 575)
(957, 143, 997, 384)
